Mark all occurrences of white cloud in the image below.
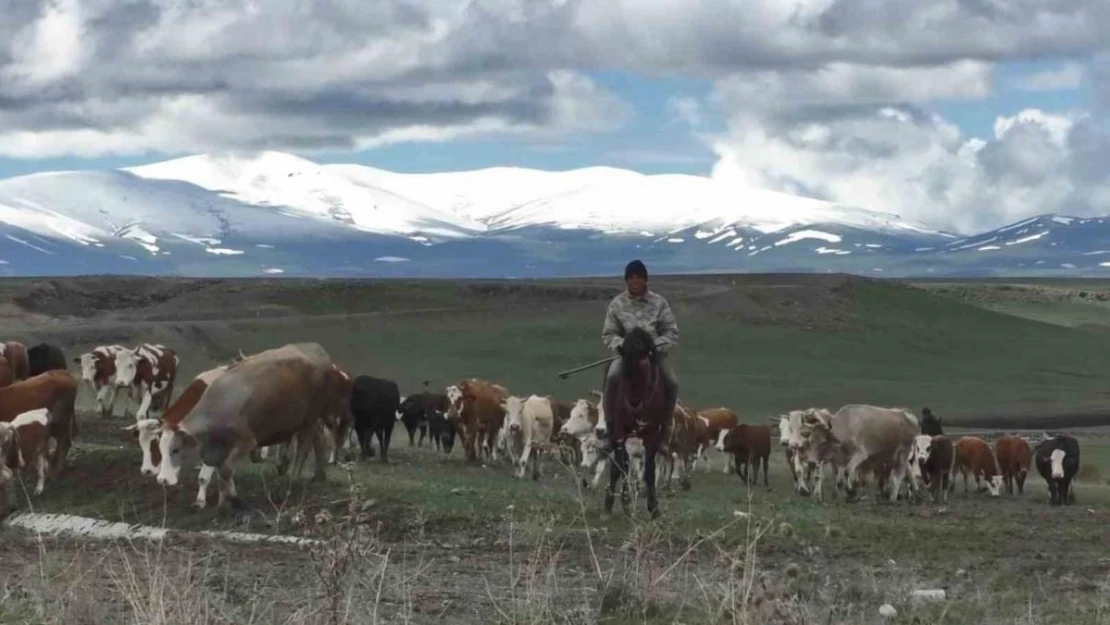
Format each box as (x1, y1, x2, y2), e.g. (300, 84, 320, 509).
(1, 1, 1110, 234)
(1013, 62, 1085, 92)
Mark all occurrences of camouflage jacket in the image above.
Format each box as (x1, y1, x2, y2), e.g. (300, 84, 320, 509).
(601, 290, 679, 354)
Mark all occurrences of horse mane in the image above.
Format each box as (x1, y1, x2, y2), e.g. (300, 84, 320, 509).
(620, 327, 656, 374)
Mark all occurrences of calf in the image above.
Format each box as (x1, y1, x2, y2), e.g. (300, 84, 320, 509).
(427, 408, 456, 454)
(661, 405, 698, 489)
(0, 408, 51, 497)
(952, 436, 1003, 497)
(0, 370, 79, 472)
(75, 345, 129, 418)
(503, 395, 555, 480)
(995, 435, 1032, 496)
(126, 366, 228, 477)
(1034, 435, 1080, 505)
(913, 435, 954, 504)
(27, 343, 67, 378)
(717, 423, 772, 487)
(351, 375, 401, 462)
(113, 344, 179, 421)
(562, 398, 607, 488)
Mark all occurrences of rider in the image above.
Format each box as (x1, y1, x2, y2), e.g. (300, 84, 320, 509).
(599, 259, 679, 454)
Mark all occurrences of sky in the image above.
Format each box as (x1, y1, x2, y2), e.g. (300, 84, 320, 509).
(0, 0, 1107, 235)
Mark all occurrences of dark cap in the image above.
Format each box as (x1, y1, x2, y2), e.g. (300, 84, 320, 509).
(624, 259, 647, 281)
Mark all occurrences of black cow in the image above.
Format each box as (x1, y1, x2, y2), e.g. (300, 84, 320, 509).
(27, 343, 67, 377)
(427, 408, 456, 454)
(920, 407, 944, 436)
(1034, 435, 1080, 505)
(351, 375, 401, 463)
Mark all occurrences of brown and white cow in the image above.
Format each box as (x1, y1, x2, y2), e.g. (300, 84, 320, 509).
(0, 370, 79, 472)
(995, 435, 1032, 496)
(0, 408, 51, 496)
(952, 436, 1003, 497)
(154, 343, 335, 509)
(446, 378, 508, 464)
(661, 404, 698, 488)
(113, 344, 179, 422)
(716, 423, 772, 486)
(126, 365, 230, 477)
(0, 341, 30, 383)
(561, 398, 609, 488)
(912, 434, 955, 504)
(75, 345, 130, 418)
(695, 407, 739, 473)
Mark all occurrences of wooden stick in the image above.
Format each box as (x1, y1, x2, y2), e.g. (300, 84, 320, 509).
(556, 356, 618, 380)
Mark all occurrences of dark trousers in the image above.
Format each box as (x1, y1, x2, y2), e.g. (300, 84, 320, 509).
(602, 352, 678, 446)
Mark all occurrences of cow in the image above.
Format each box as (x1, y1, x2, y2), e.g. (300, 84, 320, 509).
(952, 436, 1003, 497)
(113, 344, 179, 422)
(792, 404, 919, 503)
(1034, 435, 1080, 505)
(0, 341, 30, 382)
(561, 398, 608, 488)
(351, 375, 401, 463)
(502, 395, 555, 480)
(0, 370, 79, 472)
(550, 399, 579, 466)
(125, 366, 230, 477)
(716, 423, 772, 487)
(446, 378, 508, 464)
(428, 408, 456, 454)
(661, 404, 698, 490)
(920, 407, 944, 436)
(153, 343, 335, 509)
(995, 435, 1032, 496)
(75, 345, 130, 418)
(772, 410, 822, 495)
(27, 343, 67, 378)
(0, 408, 51, 497)
(912, 435, 954, 504)
(695, 407, 739, 473)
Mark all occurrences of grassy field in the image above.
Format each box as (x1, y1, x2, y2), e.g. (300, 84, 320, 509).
(3, 273, 1110, 624)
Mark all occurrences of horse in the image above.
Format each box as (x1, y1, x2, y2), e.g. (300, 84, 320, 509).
(603, 326, 670, 519)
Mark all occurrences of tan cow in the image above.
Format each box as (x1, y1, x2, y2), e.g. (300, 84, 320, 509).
(154, 343, 335, 509)
(793, 404, 919, 503)
(0, 370, 79, 472)
(503, 395, 555, 480)
(995, 435, 1032, 496)
(952, 436, 1003, 497)
(446, 378, 508, 464)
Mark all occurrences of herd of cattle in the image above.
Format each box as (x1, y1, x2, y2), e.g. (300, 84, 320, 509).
(0, 338, 1090, 518)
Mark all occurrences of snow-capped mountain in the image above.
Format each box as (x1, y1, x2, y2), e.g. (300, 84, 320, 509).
(0, 150, 1105, 278)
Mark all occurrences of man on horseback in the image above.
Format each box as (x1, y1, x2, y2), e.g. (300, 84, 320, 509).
(600, 259, 679, 454)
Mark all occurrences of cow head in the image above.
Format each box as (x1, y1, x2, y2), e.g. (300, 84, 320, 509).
(594, 394, 608, 438)
(124, 419, 164, 476)
(1050, 448, 1066, 479)
(580, 435, 602, 469)
(113, 348, 141, 388)
(503, 395, 526, 435)
(561, 399, 595, 438)
(155, 427, 198, 487)
(910, 434, 932, 479)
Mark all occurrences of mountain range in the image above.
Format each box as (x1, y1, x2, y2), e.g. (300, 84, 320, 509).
(0, 150, 1106, 279)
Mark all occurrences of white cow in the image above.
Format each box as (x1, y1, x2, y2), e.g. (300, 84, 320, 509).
(503, 395, 555, 480)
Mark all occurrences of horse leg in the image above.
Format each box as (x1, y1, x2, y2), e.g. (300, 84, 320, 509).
(603, 442, 622, 516)
(618, 446, 632, 516)
(646, 444, 660, 519)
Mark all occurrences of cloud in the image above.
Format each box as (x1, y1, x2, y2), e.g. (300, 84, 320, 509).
(707, 59, 1110, 234)
(1013, 62, 1085, 91)
(2, 0, 1110, 234)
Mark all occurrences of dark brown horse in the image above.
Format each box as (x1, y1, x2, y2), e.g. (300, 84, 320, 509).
(605, 327, 669, 518)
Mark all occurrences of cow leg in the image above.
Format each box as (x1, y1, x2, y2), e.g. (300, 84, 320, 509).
(97, 385, 116, 419)
(311, 426, 328, 482)
(418, 423, 427, 447)
(1017, 470, 1026, 495)
(194, 464, 216, 509)
(34, 451, 47, 496)
(381, 421, 393, 463)
(135, 385, 156, 422)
